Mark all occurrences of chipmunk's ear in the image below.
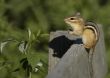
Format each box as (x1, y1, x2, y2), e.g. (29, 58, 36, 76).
(74, 12, 81, 17)
(76, 12, 81, 16)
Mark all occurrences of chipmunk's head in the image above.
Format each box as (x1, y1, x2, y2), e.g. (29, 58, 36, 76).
(64, 16, 84, 25)
(64, 13, 85, 35)
(64, 13, 85, 29)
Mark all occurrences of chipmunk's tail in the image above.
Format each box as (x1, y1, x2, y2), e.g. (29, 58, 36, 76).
(88, 49, 94, 78)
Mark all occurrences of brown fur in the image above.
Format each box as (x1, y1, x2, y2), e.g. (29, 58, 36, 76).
(82, 29, 96, 49)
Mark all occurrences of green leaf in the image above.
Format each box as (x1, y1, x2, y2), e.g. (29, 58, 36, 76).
(36, 61, 43, 67)
(32, 33, 36, 41)
(18, 41, 28, 54)
(0, 41, 8, 53)
(41, 34, 49, 37)
(34, 67, 39, 72)
(28, 28, 32, 40)
(0, 38, 16, 53)
(36, 30, 41, 37)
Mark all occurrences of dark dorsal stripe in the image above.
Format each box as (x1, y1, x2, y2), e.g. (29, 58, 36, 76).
(85, 21, 98, 31)
(85, 27, 95, 33)
(85, 21, 99, 34)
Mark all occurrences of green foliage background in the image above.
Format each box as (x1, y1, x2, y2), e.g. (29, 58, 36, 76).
(0, 0, 110, 78)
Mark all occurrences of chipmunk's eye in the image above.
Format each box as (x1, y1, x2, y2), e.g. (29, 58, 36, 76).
(70, 17, 75, 20)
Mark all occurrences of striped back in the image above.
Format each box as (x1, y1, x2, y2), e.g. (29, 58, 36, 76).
(85, 21, 100, 41)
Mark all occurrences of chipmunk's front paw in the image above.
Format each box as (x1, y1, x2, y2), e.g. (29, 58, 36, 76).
(68, 31, 74, 35)
(67, 30, 73, 34)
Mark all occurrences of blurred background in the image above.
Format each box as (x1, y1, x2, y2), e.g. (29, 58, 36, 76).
(0, 0, 110, 78)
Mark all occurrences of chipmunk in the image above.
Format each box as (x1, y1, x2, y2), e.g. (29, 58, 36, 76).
(82, 21, 100, 78)
(64, 13, 100, 78)
(64, 13, 99, 51)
